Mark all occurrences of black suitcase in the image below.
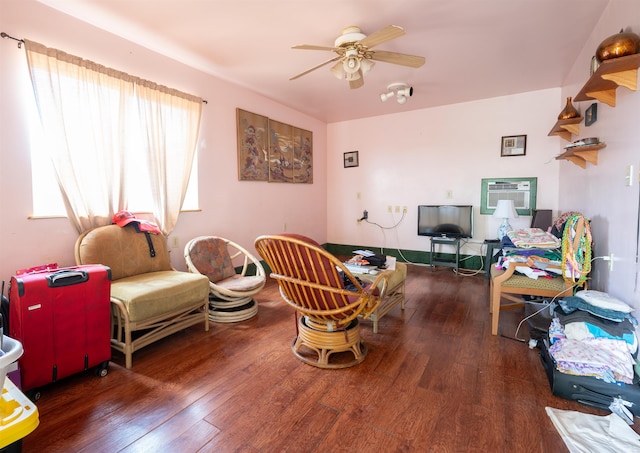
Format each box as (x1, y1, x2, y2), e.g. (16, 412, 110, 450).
(539, 338, 640, 416)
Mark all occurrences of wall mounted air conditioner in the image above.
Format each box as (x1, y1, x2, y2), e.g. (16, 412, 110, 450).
(486, 181, 531, 210)
(480, 177, 537, 215)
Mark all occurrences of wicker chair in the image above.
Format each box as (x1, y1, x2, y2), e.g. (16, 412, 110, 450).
(490, 214, 591, 335)
(75, 225, 210, 369)
(185, 236, 266, 323)
(254, 234, 387, 369)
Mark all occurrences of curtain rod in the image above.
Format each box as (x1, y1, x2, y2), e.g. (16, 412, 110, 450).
(1, 32, 24, 48)
(2, 31, 208, 104)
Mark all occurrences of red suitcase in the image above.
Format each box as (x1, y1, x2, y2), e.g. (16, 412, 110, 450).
(8, 265, 112, 392)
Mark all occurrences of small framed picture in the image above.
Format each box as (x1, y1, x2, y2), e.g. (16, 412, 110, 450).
(344, 151, 359, 168)
(501, 135, 527, 157)
(585, 103, 598, 127)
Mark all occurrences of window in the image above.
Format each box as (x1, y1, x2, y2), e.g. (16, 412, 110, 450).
(28, 92, 199, 217)
(24, 39, 202, 233)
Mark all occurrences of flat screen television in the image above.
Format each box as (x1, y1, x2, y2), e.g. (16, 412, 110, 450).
(417, 205, 473, 239)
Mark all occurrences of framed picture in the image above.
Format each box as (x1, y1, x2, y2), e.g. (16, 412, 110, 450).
(344, 151, 359, 168)
(237, 109, 269, 181)
(268, 119, 294, 183)
(501, 135, 527, 157)
(292, 127, 313, 184)
(237, 109, 313, 183)
(585, 103, 598, 127)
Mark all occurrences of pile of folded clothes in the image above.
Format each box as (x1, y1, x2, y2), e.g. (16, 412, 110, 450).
(493, 228, 564, 279)
(547, 290, 637, 384)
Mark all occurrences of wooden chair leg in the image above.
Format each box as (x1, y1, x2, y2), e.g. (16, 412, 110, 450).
(490, 282, 501, 336)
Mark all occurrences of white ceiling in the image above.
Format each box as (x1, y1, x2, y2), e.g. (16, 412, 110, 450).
(37, 0, 610, 123)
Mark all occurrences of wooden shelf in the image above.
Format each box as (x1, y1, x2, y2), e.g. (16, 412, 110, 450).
(574, 53, 640, 107)
(547, 117, 583, 142)
(555, 143, 606, 168)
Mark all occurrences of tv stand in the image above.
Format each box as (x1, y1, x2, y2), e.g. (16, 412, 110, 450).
(430, 237, 460, 274)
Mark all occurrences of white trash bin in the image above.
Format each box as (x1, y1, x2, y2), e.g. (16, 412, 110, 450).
(0, 335, 23, 386)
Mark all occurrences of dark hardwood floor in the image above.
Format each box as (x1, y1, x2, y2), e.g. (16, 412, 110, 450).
(20, 264, 638, 452)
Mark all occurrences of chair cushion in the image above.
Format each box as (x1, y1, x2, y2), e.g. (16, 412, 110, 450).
(188, 237, 236, 283)
(76, 224, 172, 280)
(492, 267, 567, 292)
(111, 271, 210, 322)
(278, 233, 343, 288)
(263, 234, 350, 313)
(215, 274, 265, 292)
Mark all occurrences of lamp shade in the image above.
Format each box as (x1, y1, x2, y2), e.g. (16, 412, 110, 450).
(493, 200, 518, 219)
(493, 199, 518, 240)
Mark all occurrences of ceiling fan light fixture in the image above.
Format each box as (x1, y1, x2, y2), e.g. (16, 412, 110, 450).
(290, 25, 425, 90)
(345, 71, 361, 81)
(342, 49, 360, 74)
(330, 61, 345, 79)
(331, 61, 362, 81)
(359, 58, 374, 75)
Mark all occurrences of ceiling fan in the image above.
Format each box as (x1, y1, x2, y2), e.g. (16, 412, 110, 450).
(290, 25, 425, 89)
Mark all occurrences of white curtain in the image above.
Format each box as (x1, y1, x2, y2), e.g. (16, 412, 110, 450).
(136, 81, 202, 234)
(23, 39, 202, 235)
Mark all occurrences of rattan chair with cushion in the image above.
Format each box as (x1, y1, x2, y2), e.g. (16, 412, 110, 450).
(254, 233, 388, 369)
(75, 224, 210, 369)
(185, 236, 266, 323)
(489, 213, 591, 336)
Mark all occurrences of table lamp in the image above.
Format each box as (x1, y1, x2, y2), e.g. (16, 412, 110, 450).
(493, 199, 518, 240)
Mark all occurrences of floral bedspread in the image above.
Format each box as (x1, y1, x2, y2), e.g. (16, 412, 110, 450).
(506, 228, 561, 249)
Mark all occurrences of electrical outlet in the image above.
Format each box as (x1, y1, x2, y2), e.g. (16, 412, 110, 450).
(395, 206, 400, 213)
(446, 190, 453, 199)
(171, 236, 179, 249)
(402, 206, 408, 213)
(387, 205, 392, 213)
(283, 223, 287, 232)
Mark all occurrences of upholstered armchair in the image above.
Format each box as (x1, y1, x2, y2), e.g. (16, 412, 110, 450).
(75, 224, 210, 368)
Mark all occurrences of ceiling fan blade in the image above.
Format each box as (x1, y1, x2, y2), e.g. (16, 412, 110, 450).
(370, 50, 425, 68)
(359, 25, 405, 49)
(290, 55, 342, 80)
(349, 72, 364, 89)
(292, 44, 339, 52)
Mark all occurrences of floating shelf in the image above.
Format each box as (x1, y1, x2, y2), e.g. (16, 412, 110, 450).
(548, 117, 583, 142)
(555, 143, 607, 168)
(574, 53, 640, 107)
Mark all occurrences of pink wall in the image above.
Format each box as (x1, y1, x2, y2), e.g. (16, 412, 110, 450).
(557, 0, 640, 308)
(0, 0, 327, 278)
(327, 89, 562, 259)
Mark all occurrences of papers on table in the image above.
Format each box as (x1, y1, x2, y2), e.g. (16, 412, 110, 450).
(343, 255, 396, 274)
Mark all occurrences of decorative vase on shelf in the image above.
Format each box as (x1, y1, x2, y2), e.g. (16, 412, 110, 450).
(558, 97, 579, 120)
(595, 28, 640, 63)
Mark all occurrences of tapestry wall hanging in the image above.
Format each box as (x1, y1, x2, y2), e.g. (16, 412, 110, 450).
(237, 108, 313, 183)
